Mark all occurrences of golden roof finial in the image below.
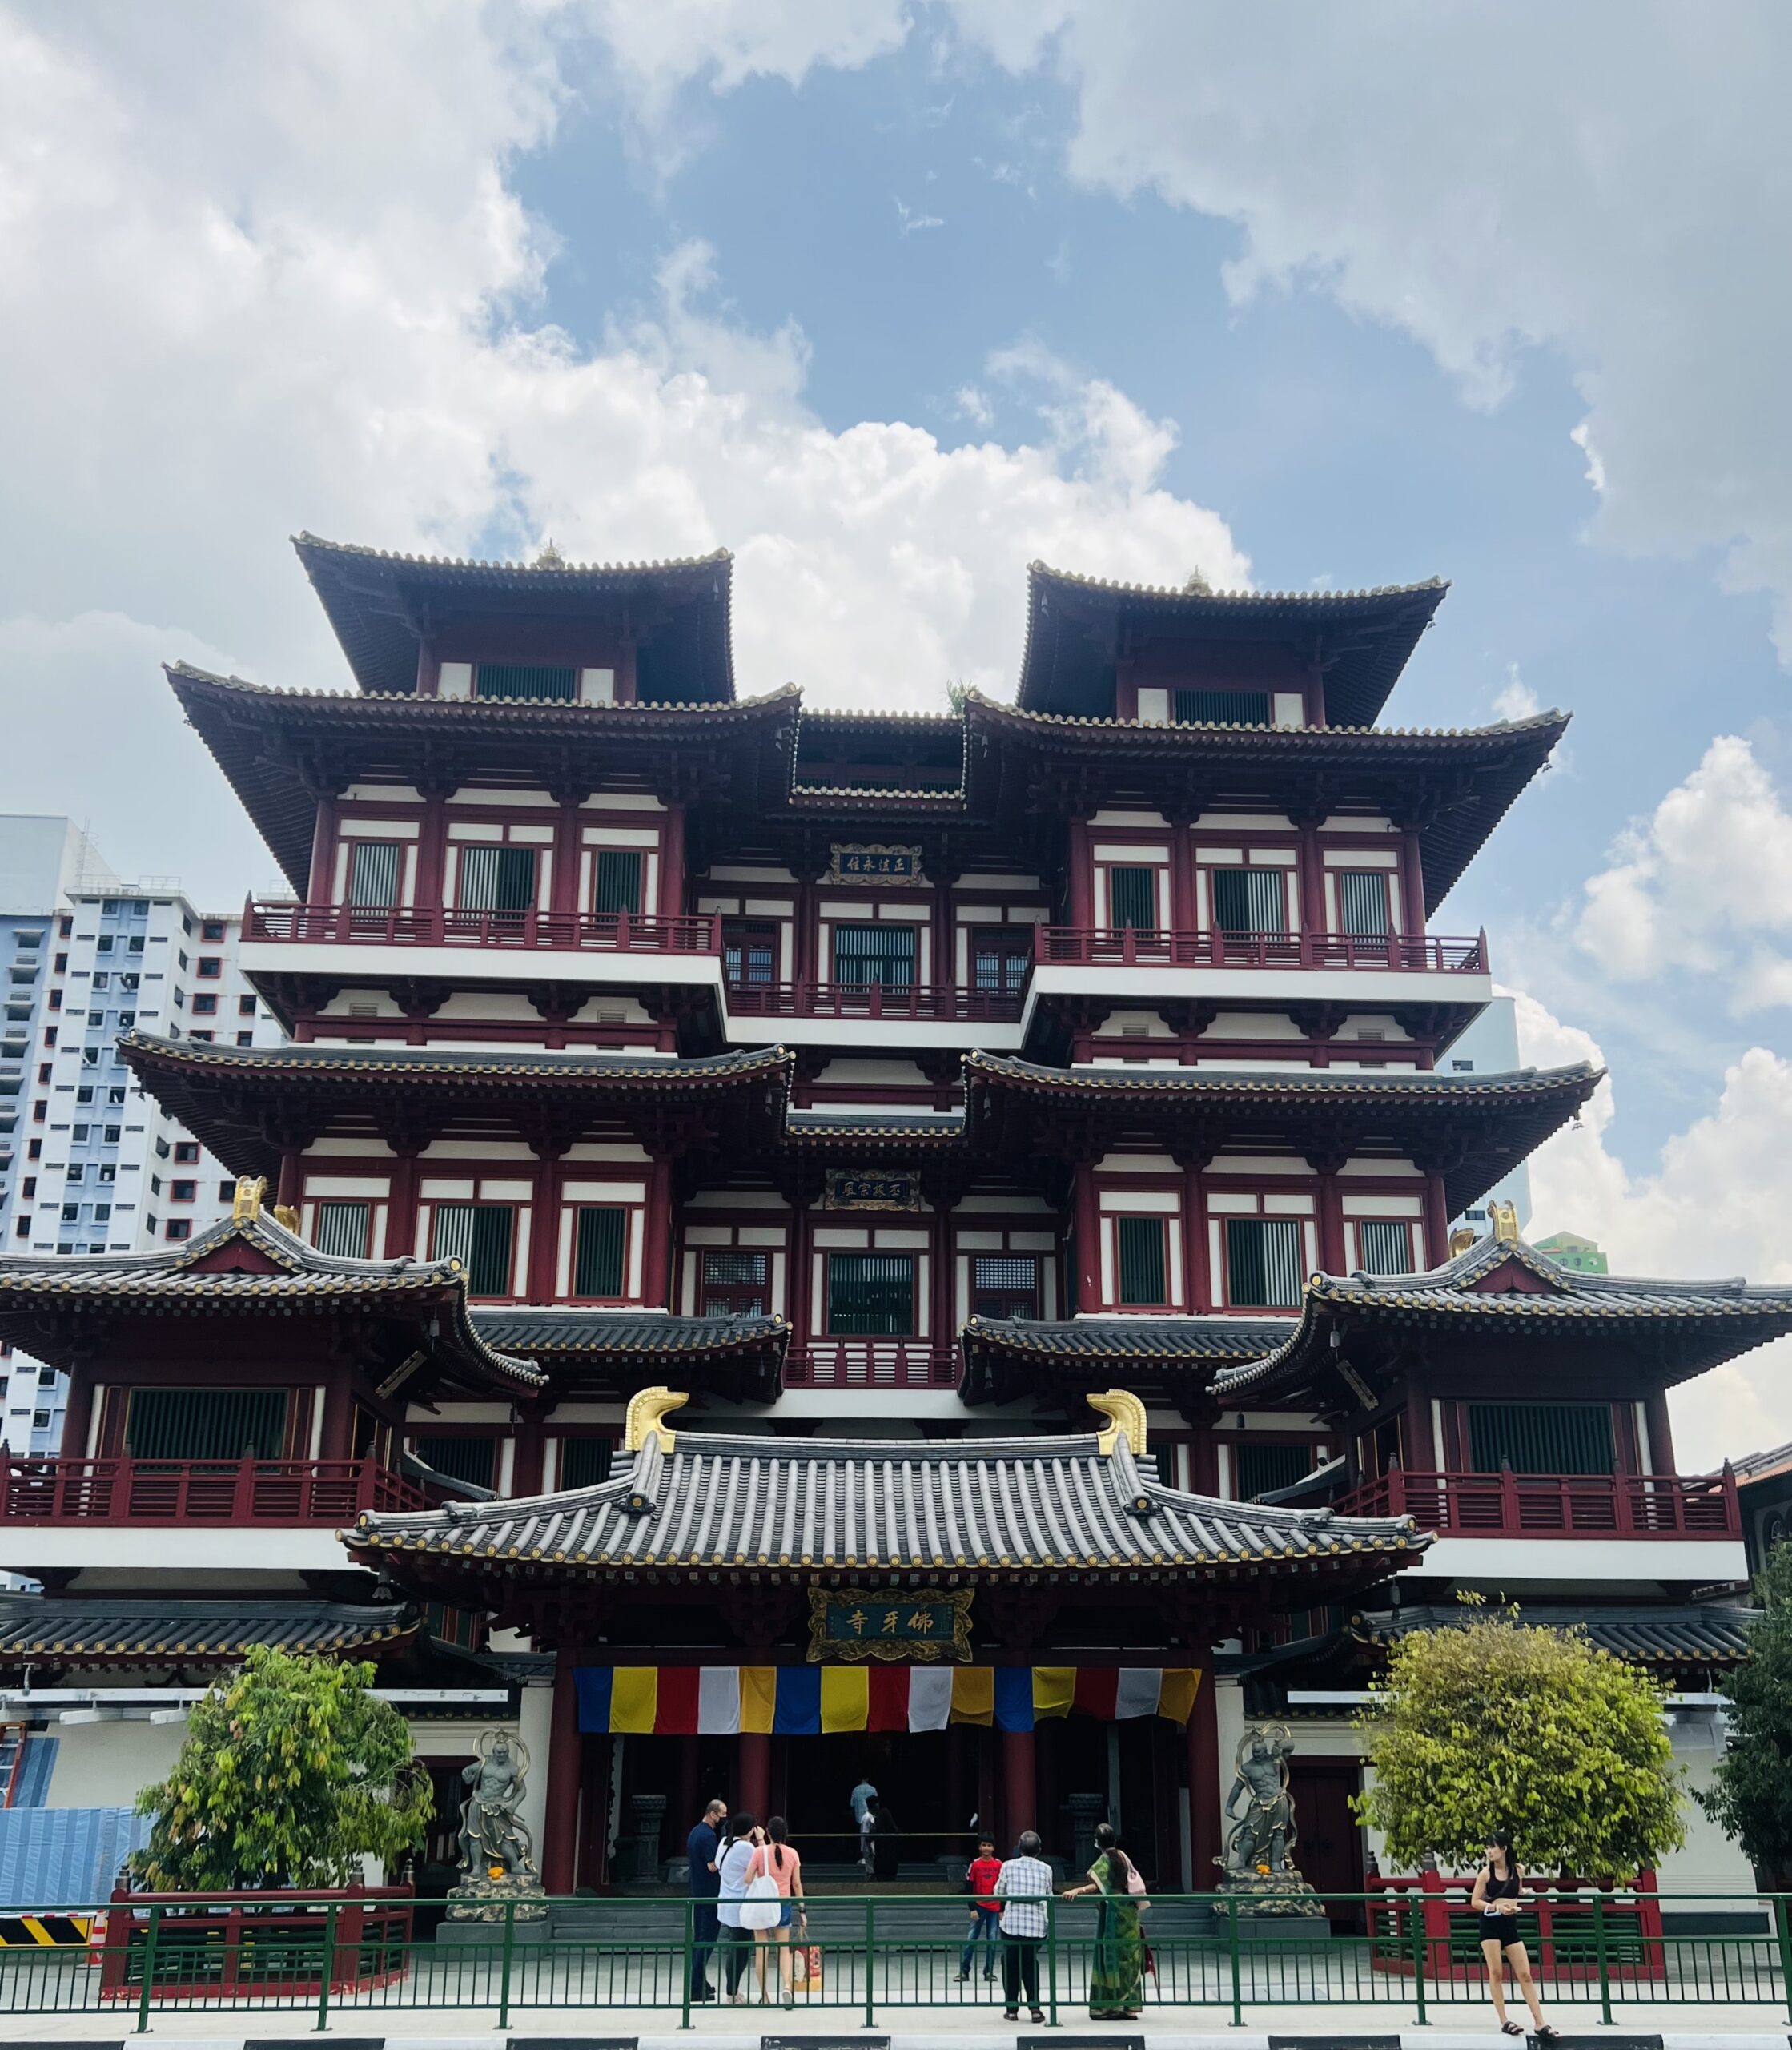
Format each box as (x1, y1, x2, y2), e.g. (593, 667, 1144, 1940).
(1087, 1388, 1147, 1457)
(1448, 1226, 1477, 1257)
(273, 1204, 300, 1233)
(534, 537, 566, 569)
(624, 1385, 689, 1453)
(1489, 1200, 1521, 1244)
(231, 1175, 267, 1224)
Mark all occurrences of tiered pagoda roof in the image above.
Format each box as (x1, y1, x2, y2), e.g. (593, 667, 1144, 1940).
(294, 533, 737, 701)
(963, 1053, 1601, 1217)
(961, 1314, 1293, 1409)
(1215, 1229, 1792, 1405)
(0, 1593, 420, 1668)
(1017, 564, 1449, 726)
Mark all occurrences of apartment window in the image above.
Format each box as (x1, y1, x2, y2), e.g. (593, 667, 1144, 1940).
(172, 989, 184, 1008)
(118, 1011, 135, 1030)
(721, 921, 777, 987)
(971, 1254, 1039, 1320)
(457, 844, 536, 914)
(412, 1433, 498, 1489)
(127, 936, 143, 954)
(58, 918, 70, 939)
(97, 1164, 115, 1184)
(174, 1142, 199, 1164)
(31, 1101, 46, 1122)
(1175, 688, 1271, 726)
(66, 1164, 84, 1184)
(44, 1028, 56, 1048)
(45, 990, 59, 1011)
(970, 929, 1031, 995)
(127, 1386, 287, 1460)
(348, 839, 402, 909)
(165, 1219, 191, 1242)
(593, 850, 643, 917)
(1356, 1220, 1412, 1275)
(700, 1249, 769, 1316)
(97, 936, 113, 955)
(60, 1204, 79, 1223)
(92, 971, 110, 991)
(26, 1140, 40, 1160)
(13, 1220, 27, 1239)
(474, 661, 577, 702)
(431, 1203, 516, 1296)
(74, 1085, 92, 1104)
(1235, 1441, 1313, 1500)
(36, 1367, 56, 1387)
(832, 923, 916, 988)
(72, 1123, 89, 1143)
(94, 1204, 110, 1223)
(236, 1031, 254, 1046)
(202, 921, 225, 943)
(1337, 870, 1392, 939)
(572, 1206, 628, 1298)
(177, 951, 188, 971)
(108, 1086, 125, 1104)
(239, 995, 258, 1016)
(826, 1252, 916, 1335)
(192, 993, 218, 1015)
(1225, 1218, 1304, 1308)
(313, 1200, 372, 1260)
(190, 1030, 214, 1043)
(1115, 1216, 1167, 1306)
(1468, 1402, 1616, 1477)
(151, 1174, 163, 1194)
(1107, 866, 1158, 931)
(31, 1411, 50, 1432)
(1211, 868, 1288, 934)
(556, 1437, 614, 1489)
(196, 958, 220, 979)
(20, 1178, 33, 1199)
(218, 1180, 235, 1201)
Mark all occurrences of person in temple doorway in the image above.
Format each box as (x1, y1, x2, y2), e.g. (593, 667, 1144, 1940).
(866, 1794, 902, 1880)
(685, 1796, 726, 2000)
(850, 1772, 878, 1873)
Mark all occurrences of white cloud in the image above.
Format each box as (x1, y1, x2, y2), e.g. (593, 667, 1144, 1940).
(894, 196, 945, 235)
(1514, 991, 1792, 1467)
(1493, 663, 1540, 723)
(0, 3, 1245, 898)
(1575, 736, 1792, 993)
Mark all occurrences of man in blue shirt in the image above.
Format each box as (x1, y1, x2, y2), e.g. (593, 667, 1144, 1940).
(686, 1797, 726, 1998)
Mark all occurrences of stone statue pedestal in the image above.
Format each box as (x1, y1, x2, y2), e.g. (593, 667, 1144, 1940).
(1215, 1868, 1325, 1924)
(443, 1866, 551, 1937)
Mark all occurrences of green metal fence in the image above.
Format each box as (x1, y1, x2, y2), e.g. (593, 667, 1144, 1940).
(0, 1890, 1786, 2032)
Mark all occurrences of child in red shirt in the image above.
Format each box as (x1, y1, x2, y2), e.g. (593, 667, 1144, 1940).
(958, 1837, 1004, 1981)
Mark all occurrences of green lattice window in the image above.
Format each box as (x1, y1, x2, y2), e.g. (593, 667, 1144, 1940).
(1467, 1403, 1616, 1476)
(1225, 1218, 1304, 1308)
(432, 1203, 516, 1296)
(573, 1206, 628, 1297)
(457, 845, 536, 913)
(1107, 866, 1158, 931)
(126, 1388, 290, 1461)
(556, 1437, 615, 1489)
(1211, 867, 1288, 934)
(312, 1200, 371, 1260)
(1235, 1441, 1313, 1500)
(832, 924, 916, 987)
(827, 1252, 916, 1335)
(1175, 689, 1270, 726)
(474, 663, 577, 702)
(1115, 1216, 1167, 1305)
(412, 1434, 497, 1489)
(1337, 870, 1391, 938)
(593, 850, 643, 915)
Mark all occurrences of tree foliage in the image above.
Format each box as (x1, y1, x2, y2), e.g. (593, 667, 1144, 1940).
(131, 1646, 434, 1891)
(1699, 1542, 1792, 1885)
(1352, 1608, 1685, 1878)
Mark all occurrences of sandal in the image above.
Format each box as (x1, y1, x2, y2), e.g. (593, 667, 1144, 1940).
(1536, 2030, 1560, 2043)
(1501, 2025, 1523, 2037)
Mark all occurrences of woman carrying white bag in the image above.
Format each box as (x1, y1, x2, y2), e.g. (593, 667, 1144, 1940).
(740, 1815, 806, 2007)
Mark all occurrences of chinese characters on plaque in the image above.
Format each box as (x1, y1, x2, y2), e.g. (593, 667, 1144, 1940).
(821, 843, 928, 886)
(808, 1586, 974, 1662)
(822, 1169, 919, 1212)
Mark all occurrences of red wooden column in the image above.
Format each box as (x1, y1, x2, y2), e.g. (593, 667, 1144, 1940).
(1313, 1165, 1347, 1277)
(550, 798, 581, 918)
(1187, 1662, 1221, 1893)
(543, 1647, 584, 1895)
(386, 1144, 423, 1262)
(1399, 830, 1426, 939)
(527, 1145, 562, 1304)
(275, 1147, 303, 1215)
(1420, 1172, 1450, 1269)
(1644, 1389, 1677, 1473)
(660, 806, 685, 922)
(1168, 816, 1195, 933)
(738, 1731, 771, 1822)
(1073, 1161, 1103, 1315)
(1002, 1726, 1037, 1840)
(641, 1156, 675, 1310)
(1179, 1153, 1211, 1312)
(1296, 816, 1326, 955)
(416, 791, 450, 915)
(1067, 820, 1094, 929)
(511, 1404, 546, 1498)
(307, 798, 338, 906)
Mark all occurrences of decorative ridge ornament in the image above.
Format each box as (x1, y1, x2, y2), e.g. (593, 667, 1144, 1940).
(231, 1175, 267, 1222)
(1491, 1199, 1521, 1244)
(1087, 1388, 1147, 1457)
(625, 1385, 688, 1453)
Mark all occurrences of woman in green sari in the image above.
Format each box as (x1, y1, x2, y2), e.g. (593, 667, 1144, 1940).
(1062, 1822, 1146, 2019)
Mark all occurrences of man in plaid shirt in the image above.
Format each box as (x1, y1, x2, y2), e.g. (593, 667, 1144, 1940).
(994, 1831, 1053, 2022)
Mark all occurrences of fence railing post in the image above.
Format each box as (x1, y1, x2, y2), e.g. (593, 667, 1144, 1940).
(864, 1894, 876, 2028)
(1774, 1893, 1792, 2025)
(135, 1903, 163, 2035)
(1410, 1881, 1428, 2027)
(679, 1895, 692, 2030)
(500, 1895, 517, 2032)
(1047, 1892, 1059, 2025)
(316, 1898, 338, 2033)
(1227, 1899, 1243, 2027)
(1592, 1887, 1613, 2027)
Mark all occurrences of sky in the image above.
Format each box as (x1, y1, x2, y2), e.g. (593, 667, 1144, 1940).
(3, 1, 1792, 1461)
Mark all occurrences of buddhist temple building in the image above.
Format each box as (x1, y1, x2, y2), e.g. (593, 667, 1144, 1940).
(0, 538, 1782, 1908)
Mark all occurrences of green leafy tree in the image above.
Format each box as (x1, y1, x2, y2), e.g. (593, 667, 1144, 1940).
(1699, 1542, 1792, 1885)
(131, 1646, 434, 1891)
(1352, 1608, 1685, 1878)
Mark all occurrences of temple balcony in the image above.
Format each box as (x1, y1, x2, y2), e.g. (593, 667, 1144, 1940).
(782, 1341, 961, 1391)
(1334, 1465, 1746, 1583)
(240, 899, 727, 991)
(722, 979, 1027, 1050)
(0, 1454, 432, 1574)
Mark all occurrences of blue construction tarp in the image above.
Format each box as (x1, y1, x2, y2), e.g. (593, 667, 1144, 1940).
(0, 1805, 152, 1909)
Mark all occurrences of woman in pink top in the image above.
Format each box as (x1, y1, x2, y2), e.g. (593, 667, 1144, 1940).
(744, 1815, 806, 2006)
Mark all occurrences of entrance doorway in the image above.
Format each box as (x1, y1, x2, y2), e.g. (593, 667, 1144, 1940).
(1287, 1756, 1367, 1931)
(776, 1729, 967, 1873)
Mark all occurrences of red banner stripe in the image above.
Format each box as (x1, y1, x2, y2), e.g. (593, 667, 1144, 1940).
(866, 1664, 911, 1731)
(654, 1664, 701, 1734)
(1072, 1667, 1119, 1720)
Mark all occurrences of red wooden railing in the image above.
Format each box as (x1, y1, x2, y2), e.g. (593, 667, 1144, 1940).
(785, 1344, 961, 1390)
(1368, 1868, 1666, 1981)
(100, 1886, 413, 2001)
(1035, 927, 1489, 973)
(244, 900, 723, 955)
(723, 980, 1024, 1023)
(1335, 1465, 1740, 1539)
(0, 1455, 430, 1524)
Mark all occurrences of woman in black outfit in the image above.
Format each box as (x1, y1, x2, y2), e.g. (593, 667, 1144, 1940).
(1470, 1832, 1555, 2039)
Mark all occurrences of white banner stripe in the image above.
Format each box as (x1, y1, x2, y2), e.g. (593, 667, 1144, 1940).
(908, 1667, 953, 1731)
(1115, 1668, 1163, 1720)
(697, 1666, 741, 1735)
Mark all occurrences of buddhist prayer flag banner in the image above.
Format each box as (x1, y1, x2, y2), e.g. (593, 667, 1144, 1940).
(575, 1665, 1199, 1735)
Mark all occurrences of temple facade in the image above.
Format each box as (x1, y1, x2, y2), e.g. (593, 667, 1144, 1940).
(0, 538, 1779, 1904)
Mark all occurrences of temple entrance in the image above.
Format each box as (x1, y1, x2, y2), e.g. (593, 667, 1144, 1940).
(776, 1728, 970, 1878)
